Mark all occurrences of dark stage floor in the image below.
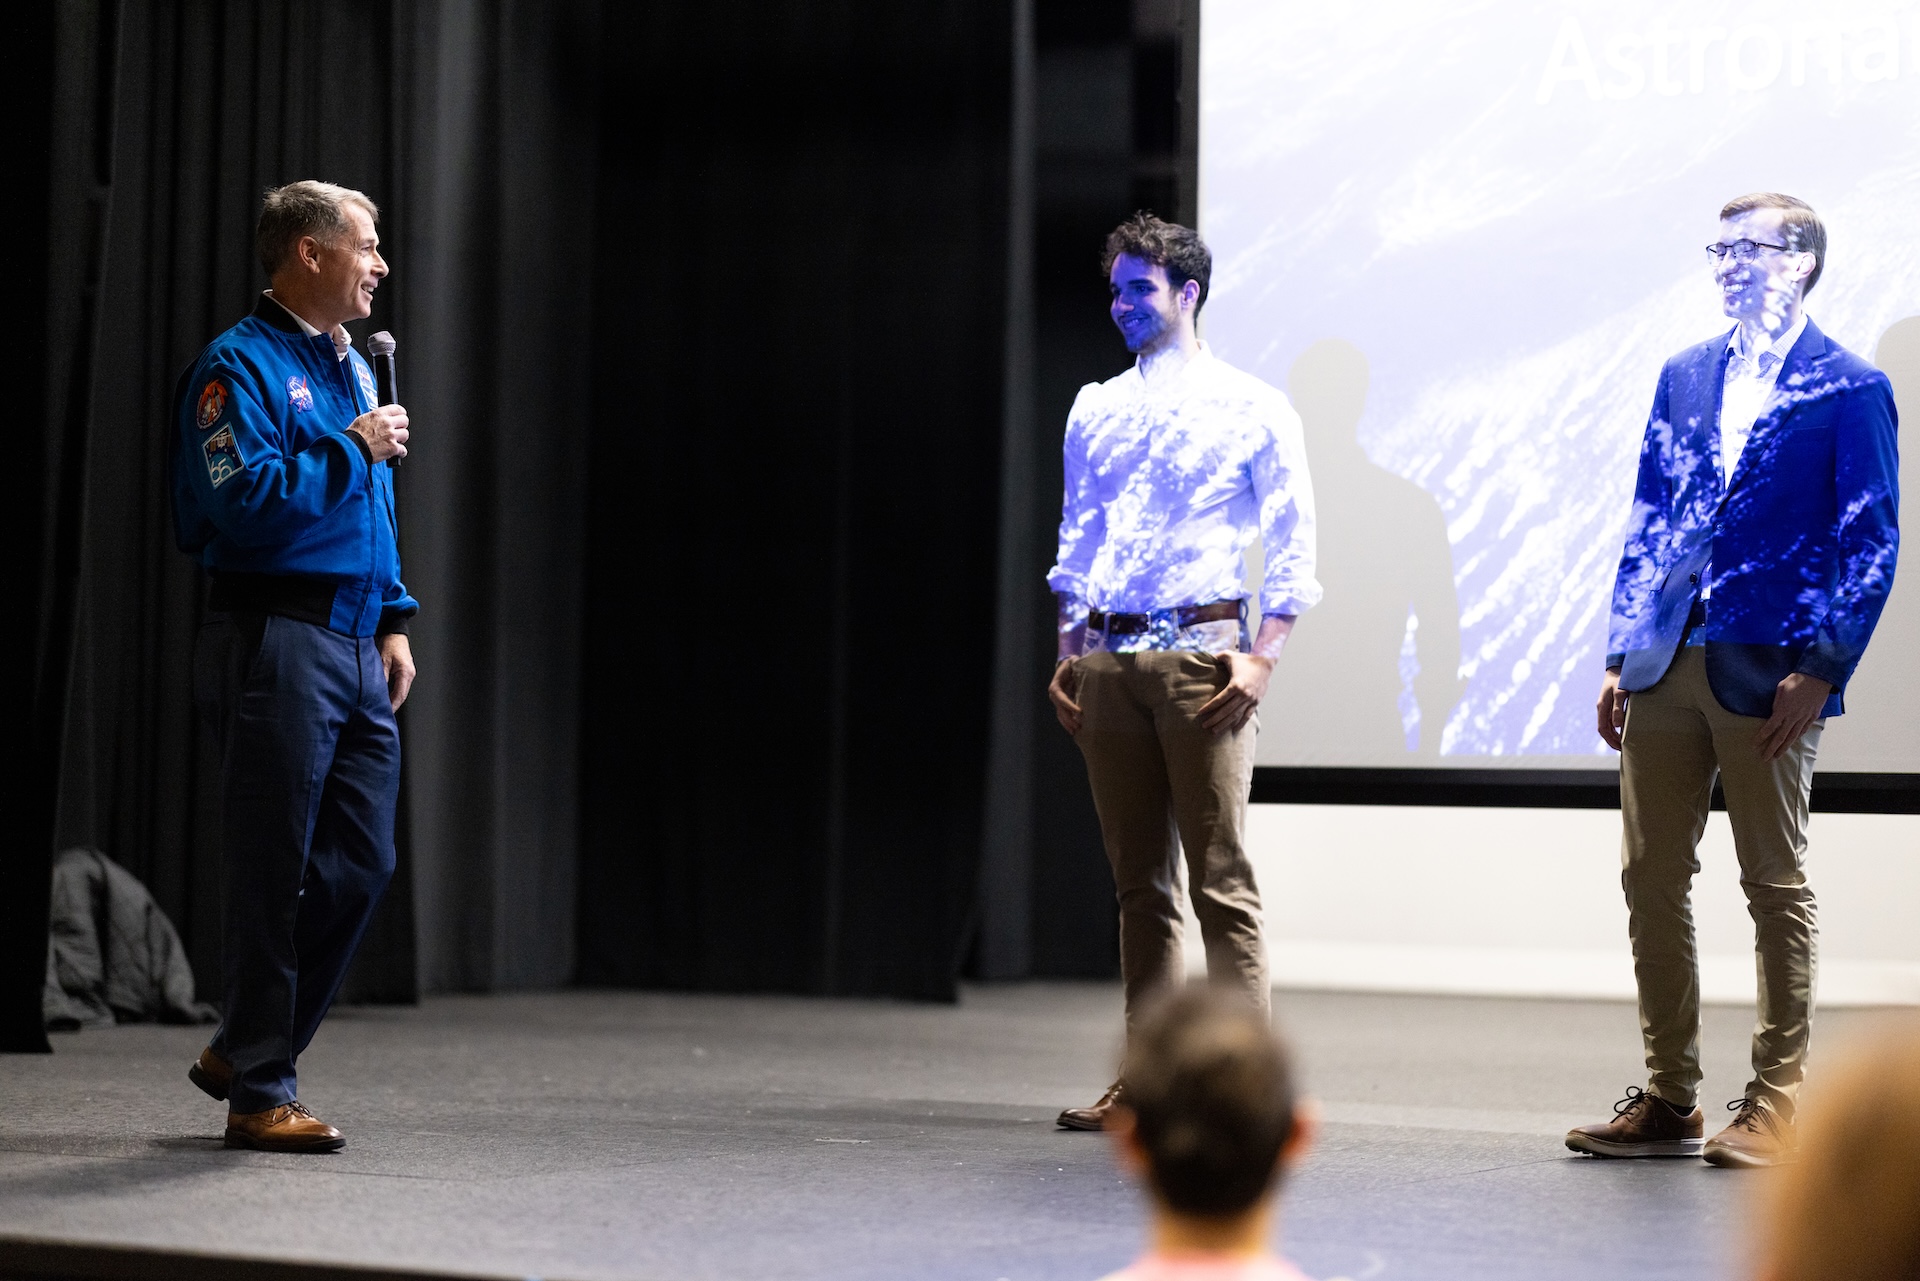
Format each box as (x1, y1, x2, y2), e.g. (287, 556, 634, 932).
(0, 985, 1889, 1281)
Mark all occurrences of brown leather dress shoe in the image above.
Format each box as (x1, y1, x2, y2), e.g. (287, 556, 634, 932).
(188, 1047, 232, 1101)
(224, 1101, 345, 1153)
(1057, 1080, 1125, 1131)
(1703, 1097, 1795, 1168)
(1565, 1086, 1704, 1157)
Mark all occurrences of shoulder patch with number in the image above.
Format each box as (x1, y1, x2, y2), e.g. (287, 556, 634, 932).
(196, 380, 228, 430)
(287, 375, 314, 412)
(203, 426, 243, 487)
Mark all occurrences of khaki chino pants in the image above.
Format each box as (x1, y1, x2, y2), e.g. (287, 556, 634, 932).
(1620, 646, 1821, 1114)
(1072, 649, 1267, 1050)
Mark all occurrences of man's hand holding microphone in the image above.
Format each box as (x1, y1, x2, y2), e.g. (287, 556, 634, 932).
(348, 404, 409, 463)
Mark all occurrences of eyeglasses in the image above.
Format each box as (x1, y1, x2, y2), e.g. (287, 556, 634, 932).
(1705, 239, 1791, 263)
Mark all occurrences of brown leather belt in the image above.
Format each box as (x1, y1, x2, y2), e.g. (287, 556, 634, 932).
(1088, 600, 1242, 635)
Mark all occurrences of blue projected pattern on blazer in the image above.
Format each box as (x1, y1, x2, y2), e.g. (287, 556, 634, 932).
(1607, 319, 1899, 719)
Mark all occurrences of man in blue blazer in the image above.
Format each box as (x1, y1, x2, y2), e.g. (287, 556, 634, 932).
(1567, 194, 1899, 1169)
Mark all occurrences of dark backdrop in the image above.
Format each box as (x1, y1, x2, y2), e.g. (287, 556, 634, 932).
(973, 0, 1200, 981)
(4, 0, 1198, 1046)
(4, 0, 598, 1051)
(574, 1, 1016, 1001)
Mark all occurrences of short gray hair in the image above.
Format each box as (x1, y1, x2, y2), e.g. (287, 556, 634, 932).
(256, 180, 380, 276)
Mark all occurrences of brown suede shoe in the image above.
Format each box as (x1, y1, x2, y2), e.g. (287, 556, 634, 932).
(1057, 1080, 1124, 1132)
(224, 1101, 345, 1153)
(1565, 1086, 1704, 1157)
(1702, 1097, 1795, 1169)
(188, 1047, 232, 1101)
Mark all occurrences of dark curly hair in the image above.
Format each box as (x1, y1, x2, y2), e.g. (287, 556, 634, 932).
(1102, 212, 1212, 312)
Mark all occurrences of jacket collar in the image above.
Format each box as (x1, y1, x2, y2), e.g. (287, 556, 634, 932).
(251, 292, 309, 333)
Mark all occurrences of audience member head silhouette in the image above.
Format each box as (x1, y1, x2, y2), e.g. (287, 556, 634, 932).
(1100, 987, 1316, 1277)
(1750, 1019, 1920, 1281)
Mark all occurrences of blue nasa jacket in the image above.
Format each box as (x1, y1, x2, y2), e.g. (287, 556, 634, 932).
(1607, 318, 1899, 718)
(171, 295, 418, 638)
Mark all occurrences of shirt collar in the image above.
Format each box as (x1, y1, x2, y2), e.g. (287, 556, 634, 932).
(263, 290, 325, 337)
(261, 291, 352, 361)
(1729, 311, 1808, 371)
(1133, 339, 1213, 392)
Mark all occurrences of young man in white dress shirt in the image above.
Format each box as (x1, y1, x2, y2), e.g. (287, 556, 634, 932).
(1046, 213, 1321, 1131)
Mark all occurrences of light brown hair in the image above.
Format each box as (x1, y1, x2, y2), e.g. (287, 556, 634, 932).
(1752, 1019, 1920, 1281)
(1720, 192, 1826, 297)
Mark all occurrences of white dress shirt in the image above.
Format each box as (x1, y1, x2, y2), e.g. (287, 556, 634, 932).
(1719, 312, 1807, 487)
(1694, 312, 1808, 615)
(1047, 344, 1321, 645)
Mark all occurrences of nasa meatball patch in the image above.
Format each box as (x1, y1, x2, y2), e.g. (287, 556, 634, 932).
(287, 375, 314, 412)
(195, 380, 228, 430)
(203, 426, 244, 488)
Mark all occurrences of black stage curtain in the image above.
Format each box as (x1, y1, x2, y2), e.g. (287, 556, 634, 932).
(2, 1, 75, 1052)
(52, 0, 415, 1009)
(2, 0, 596, 1050)
(390, 1, 595, 992)
(577, 2, 1015, 1000)
(9, 0, 1035, 1039)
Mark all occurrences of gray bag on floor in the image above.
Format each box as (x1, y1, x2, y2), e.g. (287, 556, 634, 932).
(42, 846, 218, 1030)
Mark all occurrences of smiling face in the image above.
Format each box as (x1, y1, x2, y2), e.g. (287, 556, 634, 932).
(1714, 206, 1815, 335)
(1109, 253, 1197, 355)
(276, 201, 387, 331)
(318, 203, 386, 323)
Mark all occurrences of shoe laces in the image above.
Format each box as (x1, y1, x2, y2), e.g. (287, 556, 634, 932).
(1612, 1086, 1659, 1118)
(1724, 1097, 1771, 1133)
(284, 1100, 316, 1120)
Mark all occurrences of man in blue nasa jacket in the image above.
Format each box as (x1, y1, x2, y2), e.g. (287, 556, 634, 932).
(172, 181, 416, 1152)
(1567, 194, 1898, 1170)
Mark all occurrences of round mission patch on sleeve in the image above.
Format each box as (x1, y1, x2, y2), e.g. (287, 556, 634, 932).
(196, 379, 228, 430)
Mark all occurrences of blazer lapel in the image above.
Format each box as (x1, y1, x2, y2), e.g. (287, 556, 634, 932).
(1677, 333, 1734, 521)
(1723, 319, 1828, 500)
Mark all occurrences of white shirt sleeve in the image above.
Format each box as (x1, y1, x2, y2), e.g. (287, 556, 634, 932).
(1046, 387, 1105, 625)
(1251, 395, 1323, 617)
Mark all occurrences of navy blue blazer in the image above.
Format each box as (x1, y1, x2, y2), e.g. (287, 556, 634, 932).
(1607, 318, 1899, 718)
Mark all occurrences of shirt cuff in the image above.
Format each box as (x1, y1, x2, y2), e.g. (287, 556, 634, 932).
(376, 608, 414, 637)
(341, 429, 374, 465)
(1261, 594, 1318, 617)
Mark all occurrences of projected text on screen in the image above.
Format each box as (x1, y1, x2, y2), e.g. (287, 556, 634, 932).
(1203, 1, 1920, 770)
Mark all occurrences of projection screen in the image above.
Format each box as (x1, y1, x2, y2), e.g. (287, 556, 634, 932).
(1202, 0, 1920, 771)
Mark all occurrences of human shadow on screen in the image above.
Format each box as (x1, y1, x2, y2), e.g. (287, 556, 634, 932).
(1832, 316, 1920, 766)
(1265, 339, 1463, 758)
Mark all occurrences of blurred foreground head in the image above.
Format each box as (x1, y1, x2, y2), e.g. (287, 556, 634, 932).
(1120, 987, 1300, 1216)
(1753, 1018, 1920, 1281)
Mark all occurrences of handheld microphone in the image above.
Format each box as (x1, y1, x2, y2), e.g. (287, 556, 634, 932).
(368, 331, 400, 469)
